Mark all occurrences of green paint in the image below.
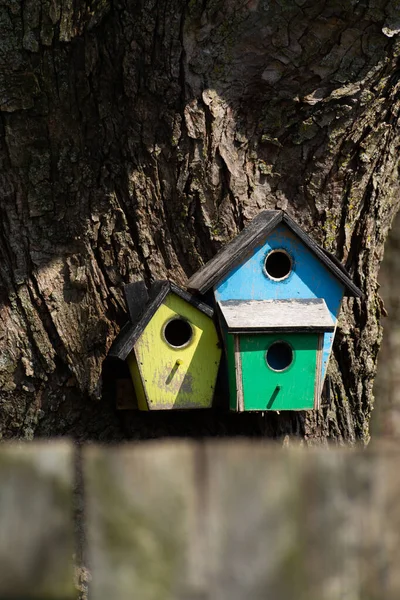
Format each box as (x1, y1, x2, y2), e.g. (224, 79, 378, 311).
(240, 333, 318, 411)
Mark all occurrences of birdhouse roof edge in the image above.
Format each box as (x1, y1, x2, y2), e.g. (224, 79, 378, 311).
(108, 282, 168, 359)
(282, 213, 362, 298)
(217, 298, 335, 333)
(108, 280, 214, 360)
(187, 210, 282, 294)
(187, 210, 362, 298)
(168, 281, 214, 317)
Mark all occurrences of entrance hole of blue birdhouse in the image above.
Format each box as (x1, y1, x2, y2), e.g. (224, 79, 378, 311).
(163, 318, 193, 348)
(266, 341, 293, 372)
(264, 249, 292, 280)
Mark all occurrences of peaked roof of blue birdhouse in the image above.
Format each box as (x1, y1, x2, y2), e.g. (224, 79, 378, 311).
(187, 210, 362, 298)
(109, 280, 214, 361)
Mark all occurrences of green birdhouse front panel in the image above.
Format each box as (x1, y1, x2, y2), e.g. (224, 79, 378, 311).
(218, 298, 332, 411)
(109, 281, 221, 410)
(231, 332, 322, 411)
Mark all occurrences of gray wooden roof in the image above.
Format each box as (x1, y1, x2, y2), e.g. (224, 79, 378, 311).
(187, 210, 362, 298)
(109, 280, 214, 361)
(218, 299, 335, 333)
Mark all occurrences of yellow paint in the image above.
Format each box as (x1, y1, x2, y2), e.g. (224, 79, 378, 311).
(130, 293, 221, 410)
(127, 353, 148, 411)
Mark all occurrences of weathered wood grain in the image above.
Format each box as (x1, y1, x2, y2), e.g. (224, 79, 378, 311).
(85, 442, 400, 600)
(239, 333, 318, 410)
(218, 299, 335, 332)
(187, 211, 282, 293)
(85, 442, 198, 600)
(213, 222, 347, 386)
(109, 281, 215, 361)
(130, 292, 221, 410)
(124, 281, 149, 323)
(108, 281, 170, 361)
(314, 333, 324, 409)
(187, 212, 361, 298)
(0, 442, 75, 599)
(233, 334, 244, 412)
(2, 441, 400, 600)
(297, 448, 400, 600)
(210, 445, 400, 600)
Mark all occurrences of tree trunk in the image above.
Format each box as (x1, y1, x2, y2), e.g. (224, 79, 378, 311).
(373, 209, 400, 438)
(1, 0, 400, 442)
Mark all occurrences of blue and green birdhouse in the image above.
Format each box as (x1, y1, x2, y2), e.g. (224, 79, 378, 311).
(187, 211, 362, 412)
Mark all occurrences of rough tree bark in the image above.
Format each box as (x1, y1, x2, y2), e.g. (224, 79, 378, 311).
(373, 209, 400, 438)
(1, 0, 400, 443)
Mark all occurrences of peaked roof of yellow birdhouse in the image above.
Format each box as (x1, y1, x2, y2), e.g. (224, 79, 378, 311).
(109, 280, 214, 361)
(187, 210, 362, 298)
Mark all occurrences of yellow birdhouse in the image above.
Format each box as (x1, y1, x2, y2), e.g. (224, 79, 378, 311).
(109, 281, 222, 410)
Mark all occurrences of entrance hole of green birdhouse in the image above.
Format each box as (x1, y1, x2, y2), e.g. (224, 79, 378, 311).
(266, 341, 293, 371)
(264, 249, 292, 280)
(163, 318, 193, 348)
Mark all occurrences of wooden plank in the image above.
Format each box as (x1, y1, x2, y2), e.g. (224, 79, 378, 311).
(85, 442, 200, 600)
(204, 443, 305, 599)
(223, 330, 239, 411)
(169, 282, 214, 317)
(297, 448, 400, 600)
(108, 281, 170, 360)
(0, 442, 74, 599)
(234, 334, 244, 411)
(314, 333, 324, 409)
(205, 444, 400, 599)
(369, 448, 400, 600)
(128, 349, 150, 410)
(85, 442, 400, 600)
(219, 299, 335, 332)
(321, 323, 338, 385)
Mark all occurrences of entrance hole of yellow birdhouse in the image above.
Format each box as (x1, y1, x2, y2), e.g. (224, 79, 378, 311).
(264, 249, 292, 280)
(266, 340, 293, 372)
(163, 317, 193, 348)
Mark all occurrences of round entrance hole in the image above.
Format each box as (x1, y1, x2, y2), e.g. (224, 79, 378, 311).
(264, 249, 292, 280)
(266, 341, 293, 372)
(163, 318, 193, 348)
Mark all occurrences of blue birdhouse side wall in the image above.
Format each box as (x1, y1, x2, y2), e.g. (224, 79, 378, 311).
(214, 224, 345, 378)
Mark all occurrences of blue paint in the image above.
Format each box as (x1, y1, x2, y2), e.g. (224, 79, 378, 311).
(214, 224, 344, 377)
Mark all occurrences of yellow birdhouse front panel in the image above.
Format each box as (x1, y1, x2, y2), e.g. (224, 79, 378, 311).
(109, 281, 221, 410)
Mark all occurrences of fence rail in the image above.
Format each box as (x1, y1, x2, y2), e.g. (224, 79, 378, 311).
(1, 441, 400, 600)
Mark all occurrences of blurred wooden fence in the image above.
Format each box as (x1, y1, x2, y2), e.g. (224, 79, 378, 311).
(1, 441, 400, 600)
